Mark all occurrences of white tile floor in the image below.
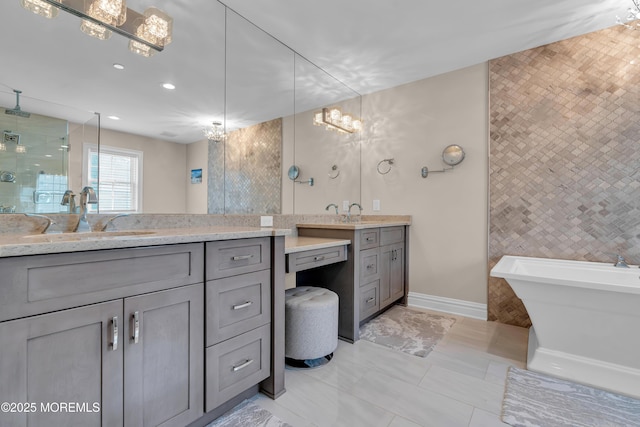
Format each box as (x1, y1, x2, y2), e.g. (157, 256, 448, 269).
(253, 307, 529, 427)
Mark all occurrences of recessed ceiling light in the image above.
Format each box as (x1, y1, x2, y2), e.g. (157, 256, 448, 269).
(113, 63, 125, 70)
(108, 115, 120, 120)
(45, 154, 52, 158)
(162, 83, 176, 90)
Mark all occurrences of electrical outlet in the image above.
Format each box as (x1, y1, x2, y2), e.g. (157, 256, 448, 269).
(373, 199, 381, 211)
(343, 200, 350, 211)
(260, 215, 273, 227)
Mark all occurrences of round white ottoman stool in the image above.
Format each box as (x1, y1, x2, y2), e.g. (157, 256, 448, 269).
(285, 286, 339, 368)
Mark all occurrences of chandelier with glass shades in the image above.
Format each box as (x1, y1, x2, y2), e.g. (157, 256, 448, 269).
(203, 122, 226, 143)
(313, 107, 362, 134)
(20, 0, 173, 57)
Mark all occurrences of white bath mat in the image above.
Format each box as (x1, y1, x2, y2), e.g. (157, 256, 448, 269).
(502, 367, 640, 427)
(358, 305, 456, 357)
(205, 400, 293, 427)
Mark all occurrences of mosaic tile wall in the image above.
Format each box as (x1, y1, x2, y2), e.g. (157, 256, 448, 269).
(489, 25, 640, 326)
(207, 118, 282, 214)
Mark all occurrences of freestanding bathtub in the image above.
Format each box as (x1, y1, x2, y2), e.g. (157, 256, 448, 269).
(491, 255, 640, 398)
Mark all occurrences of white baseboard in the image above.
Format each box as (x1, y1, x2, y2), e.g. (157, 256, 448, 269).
(407, 292, 487, 320)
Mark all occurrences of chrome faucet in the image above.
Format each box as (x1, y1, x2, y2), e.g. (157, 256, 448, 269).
(614, 254, 629, 268)
(348, 202, 363, 222)
(75, 186, 98, 232)
(101, 213, 131, 231)
(24, 213, 55, 234)
(325, 203, 339, 215)
(60, 190, 76, 214)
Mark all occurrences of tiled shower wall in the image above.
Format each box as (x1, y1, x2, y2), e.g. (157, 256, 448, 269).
(208, 118, 282, 214)
(489, 25, 640, 326)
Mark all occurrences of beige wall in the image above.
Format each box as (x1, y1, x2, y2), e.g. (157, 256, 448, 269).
(360, 64, 489, 304)
(186, 139, 208, 213)
(70, 127, 188, 214)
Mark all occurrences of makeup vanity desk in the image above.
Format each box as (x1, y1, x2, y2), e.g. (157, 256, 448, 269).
(291, 220, 410, 343)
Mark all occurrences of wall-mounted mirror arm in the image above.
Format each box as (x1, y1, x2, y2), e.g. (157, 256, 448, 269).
(288, 165, 314, 186)
(421, 145, 465, 179)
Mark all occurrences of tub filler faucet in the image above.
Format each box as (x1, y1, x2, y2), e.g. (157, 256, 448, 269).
(614, 254, 629, 268)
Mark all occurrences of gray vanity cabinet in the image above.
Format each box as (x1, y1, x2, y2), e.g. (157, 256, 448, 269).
(297, 225, 408, 342)
(0, 243, 205, 427)
(0, 300, 123, 427)
(124, 284, 204, 427)
(204, 238, 272, 412)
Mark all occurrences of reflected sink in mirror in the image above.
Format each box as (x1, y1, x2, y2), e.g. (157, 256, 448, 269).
(21, 230, 157, 243)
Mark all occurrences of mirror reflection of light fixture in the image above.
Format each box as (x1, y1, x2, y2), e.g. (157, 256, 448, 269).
(313, 107, 362, 134)
(20, 0, 60, 19)
(20, 0, 172, 57)
(203, 121, 226, 143)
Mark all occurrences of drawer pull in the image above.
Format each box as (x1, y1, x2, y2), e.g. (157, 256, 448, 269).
(132, 311, 140, 344)
(232, 301, 253, 310)
(367, 264, 375, 270)
(366, 297, 375, 304)
(232, 254, 253, 261)
(111, 316, 118, 351)
(232, 359, 254, 372)
(366, 237, 374, 242)
(313, 255, 325, 262)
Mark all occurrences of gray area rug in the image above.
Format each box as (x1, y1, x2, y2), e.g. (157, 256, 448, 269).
(206, 400, 293, 427)
(502, 367, 640, 427)
(359, 305, 456, 357)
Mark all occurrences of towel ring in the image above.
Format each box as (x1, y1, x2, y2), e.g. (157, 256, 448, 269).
(328, 164, 340, 179)
(377, 158, 394, 175)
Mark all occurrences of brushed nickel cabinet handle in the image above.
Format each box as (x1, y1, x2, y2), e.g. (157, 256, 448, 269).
(366, 237, 374, 241)
(366, 297, 375, 304)
(367, 264, 375, 270)
(232, 301, 253, 310)
(232, 254, 253, 261)
(313, 255, 325, 262)
(232, 359, 254, 372)
(111, 316, 118, 351)
(132, 311, 140, 344)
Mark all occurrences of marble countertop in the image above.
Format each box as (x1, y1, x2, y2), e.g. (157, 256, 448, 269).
(284, 236, 351, 254)
(296, 219, 411, 230)
(0, 226, 290, 258)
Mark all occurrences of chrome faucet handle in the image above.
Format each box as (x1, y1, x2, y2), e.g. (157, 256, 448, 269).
(24, 213, 55, 234)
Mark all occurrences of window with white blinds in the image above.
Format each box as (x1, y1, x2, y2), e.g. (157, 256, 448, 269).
(84, 144, 143, 213)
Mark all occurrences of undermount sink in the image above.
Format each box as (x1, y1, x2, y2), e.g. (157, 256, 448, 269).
(21, 230, 157, 243)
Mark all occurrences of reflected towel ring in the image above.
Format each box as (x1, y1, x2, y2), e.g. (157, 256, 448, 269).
(328, 164, 340, 179)
(377, 158, 394, 175)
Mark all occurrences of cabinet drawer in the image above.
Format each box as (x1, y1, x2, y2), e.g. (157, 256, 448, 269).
(206, 270, 271, 346)
(205, 324, 270, 411)
(360, 229, 379, 249)
(286, 245, 347, 273)
(0, 243, 204, 322)
(359, 247, 379, 283)
(206, 238, 270, 280)
(359, 280, 380, 321)
(380, 226, 404, 245)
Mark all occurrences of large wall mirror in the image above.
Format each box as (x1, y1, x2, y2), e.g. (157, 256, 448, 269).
(0, 1, 360, 216)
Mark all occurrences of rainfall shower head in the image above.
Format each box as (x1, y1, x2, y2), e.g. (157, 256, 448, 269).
(5, 90, 31, 118)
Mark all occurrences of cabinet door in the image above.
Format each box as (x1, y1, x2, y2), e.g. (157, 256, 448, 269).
(389, 244, 405, 302)
(0, 300, 123, 427)
(380, 242, 405, 308)
(124, 284, 204, 427)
